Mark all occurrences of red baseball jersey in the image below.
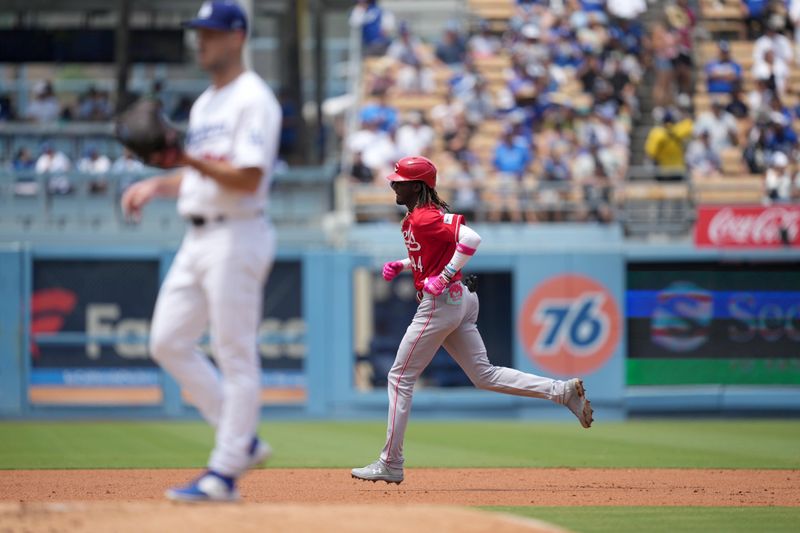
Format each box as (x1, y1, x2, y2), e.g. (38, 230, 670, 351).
(401, 205, 464, 290)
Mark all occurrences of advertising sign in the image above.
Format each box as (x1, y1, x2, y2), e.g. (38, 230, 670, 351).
(627, 262, 800, 385)
(695, 205, 800, 247)
(29, 259, 306, 403)
(32, 260, 160, 368)
(518, 274, 622, 376)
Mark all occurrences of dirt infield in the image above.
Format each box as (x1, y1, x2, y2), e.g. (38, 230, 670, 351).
(0, 502, 566, 533)
(1, 468, 798, 507)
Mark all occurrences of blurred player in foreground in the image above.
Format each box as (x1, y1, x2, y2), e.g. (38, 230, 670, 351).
(351, 156, 593, 484)
(121, 0, 281, 501)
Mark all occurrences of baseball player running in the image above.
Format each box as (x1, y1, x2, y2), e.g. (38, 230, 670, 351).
(120, 1, 281, 501)
(351, 156, 593, 484)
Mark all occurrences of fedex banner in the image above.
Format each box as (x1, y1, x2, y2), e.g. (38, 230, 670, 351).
(31, 259, 305, 371)
(695, 205, 800, 247)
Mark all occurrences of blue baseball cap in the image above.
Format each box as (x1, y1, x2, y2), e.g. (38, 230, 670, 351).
(183, 1, 248, 32)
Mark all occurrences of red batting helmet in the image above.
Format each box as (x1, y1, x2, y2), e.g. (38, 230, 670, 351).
(386, 156, 437, 189)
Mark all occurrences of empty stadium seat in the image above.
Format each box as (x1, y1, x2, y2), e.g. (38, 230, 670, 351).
(387, 94, 444, 112)
(467, 0, 515, 22)
(352, 185, 399, 221)
(693, 175, 763, 204)
(622, 182, 693, 237)
(720, 147, 747, 175)
(3, 184, 47, 230)
(138, 198, 182, 233)
(698, 0, 745, 37)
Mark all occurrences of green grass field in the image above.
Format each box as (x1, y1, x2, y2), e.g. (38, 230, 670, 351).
(0, 420, 798, 532)
(486, 506, 800, 533)
(0, 420, 797, 469)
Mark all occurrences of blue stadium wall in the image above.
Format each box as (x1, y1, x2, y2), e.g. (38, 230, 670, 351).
(1, 225, 799, 420)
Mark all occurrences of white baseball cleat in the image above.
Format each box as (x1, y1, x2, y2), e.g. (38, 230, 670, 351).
(351, 460, 404, 484)
(563, 378, 594, 428)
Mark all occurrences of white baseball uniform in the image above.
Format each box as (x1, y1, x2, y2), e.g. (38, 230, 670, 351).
(149, 70, 281, 477)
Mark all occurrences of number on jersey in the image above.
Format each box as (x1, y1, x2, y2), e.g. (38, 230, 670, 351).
(410, 255, 423, 272)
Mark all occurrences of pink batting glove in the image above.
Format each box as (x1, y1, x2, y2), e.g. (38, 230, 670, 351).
(382, 261, 405, 281)
(422, 274, 449, 296)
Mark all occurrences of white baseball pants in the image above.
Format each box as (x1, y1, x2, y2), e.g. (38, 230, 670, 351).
(149, 217, 274, 477)
(380, 283, 567, 469)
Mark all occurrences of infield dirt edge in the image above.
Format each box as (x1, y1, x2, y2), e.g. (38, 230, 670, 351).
(1, 468, 797, 507)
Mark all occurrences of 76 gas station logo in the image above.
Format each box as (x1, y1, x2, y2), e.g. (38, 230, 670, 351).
(532, 293, 610, 355)
(518, 275, 620, 376)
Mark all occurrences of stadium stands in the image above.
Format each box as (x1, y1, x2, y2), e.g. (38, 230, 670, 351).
(3, 0, 800, 241)
(347, 0, 649, 225)
(343, 0, 800, 235)
(689, 2, 799, 208)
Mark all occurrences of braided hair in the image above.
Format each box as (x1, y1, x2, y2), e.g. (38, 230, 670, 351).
(416, 182, 450, 212)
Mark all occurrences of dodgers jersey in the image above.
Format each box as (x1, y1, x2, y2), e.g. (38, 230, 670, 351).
(402, 205, 464, 290)
(177, 71, 282, 218)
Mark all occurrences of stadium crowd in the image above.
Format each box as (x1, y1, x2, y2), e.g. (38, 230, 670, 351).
(0, 79, 187, 198)
(348, 0, 648, 222)
(349, 0, 800, 221)
(1, 80, 300, 198)
(643, 1, 800, 204)
(6, 143, 145, 198)
(6, 0, 800, 219)
(0, 80, 191, 124)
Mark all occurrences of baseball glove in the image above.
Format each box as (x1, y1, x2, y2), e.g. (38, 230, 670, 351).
(115, 98, 184, 169)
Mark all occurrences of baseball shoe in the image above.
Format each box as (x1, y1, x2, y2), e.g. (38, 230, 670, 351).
(165, 470, 239, 502)
(351, 460, 404, 484)
(563, 378, 594, 428)
(247, 436, 272, 469)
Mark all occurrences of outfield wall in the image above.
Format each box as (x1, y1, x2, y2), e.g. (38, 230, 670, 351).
(1, 226, 800, 420)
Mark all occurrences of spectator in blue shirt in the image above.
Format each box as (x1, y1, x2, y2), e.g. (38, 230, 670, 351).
(552, 38, 582, 68)
(741, 0, 769, 38)
(609, 18, 643, 57)
(726, 86, 750, 119)
(764, 112, 798, 154)
(509, 117, 532, 151)
(493, 129, 532, 176)
(580, 0, 607, 13)
(12, 147, 35, 172)
(705, 41, 743, 94)
(449, 57, 485, 98)
(349, 0, 395, 56)
(579, 54, 603, 93)
(435, 22, 467, 66)
(490, 128, 533, 222)
(387, 21, 426, 66)
(360, 93, 398, 132)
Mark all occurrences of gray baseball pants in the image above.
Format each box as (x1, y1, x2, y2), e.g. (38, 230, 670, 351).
(380, 282, 567, 469)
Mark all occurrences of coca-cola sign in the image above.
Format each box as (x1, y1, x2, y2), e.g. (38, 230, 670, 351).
(695, 205, 800, 247)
